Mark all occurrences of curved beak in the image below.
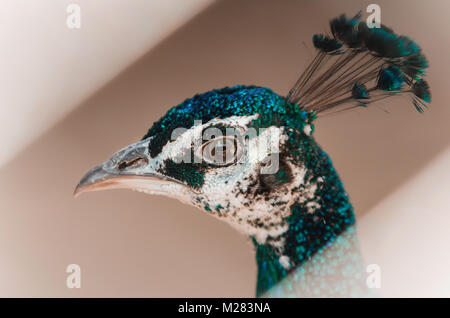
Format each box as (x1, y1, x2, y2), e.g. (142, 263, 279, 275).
(74, 138, 182, 197)
(74, 164, 117, 196)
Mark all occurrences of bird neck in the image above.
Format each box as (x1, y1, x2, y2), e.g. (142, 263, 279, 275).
(254, 224, 372, 297)
(252, 142, 369, 297)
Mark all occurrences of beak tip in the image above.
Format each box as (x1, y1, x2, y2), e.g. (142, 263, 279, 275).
(73, 184, 83, 198)
(73, 165, 108, 198)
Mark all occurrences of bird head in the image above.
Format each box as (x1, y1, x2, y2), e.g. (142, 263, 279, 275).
(75, 85, 328, 244)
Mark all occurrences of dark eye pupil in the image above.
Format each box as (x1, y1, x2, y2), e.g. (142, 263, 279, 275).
(201, 137, 239, 166)
(216, 144, 228, 161)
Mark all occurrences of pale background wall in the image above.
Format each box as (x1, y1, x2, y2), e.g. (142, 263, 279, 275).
(0, 0, 213, 168)
(0, 0, 449, 297)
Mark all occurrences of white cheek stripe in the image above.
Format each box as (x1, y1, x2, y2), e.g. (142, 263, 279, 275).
(156, 114, 259, 164)
(136, 114, 322, 254)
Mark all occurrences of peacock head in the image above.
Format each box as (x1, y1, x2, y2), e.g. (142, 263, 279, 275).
(74, 86, 327, 243)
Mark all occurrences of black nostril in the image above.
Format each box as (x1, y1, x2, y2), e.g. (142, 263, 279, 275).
(118, 157, 148, 170)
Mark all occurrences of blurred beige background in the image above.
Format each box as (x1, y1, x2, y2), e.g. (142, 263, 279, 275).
(0, 0, 449, 297)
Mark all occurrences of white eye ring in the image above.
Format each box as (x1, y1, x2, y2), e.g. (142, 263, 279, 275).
(196, 136, 242, 166)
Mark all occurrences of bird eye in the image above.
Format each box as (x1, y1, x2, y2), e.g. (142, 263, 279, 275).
(199, 136, 240, 166)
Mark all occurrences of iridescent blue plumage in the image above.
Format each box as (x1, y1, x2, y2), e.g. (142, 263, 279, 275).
(352, 82, 369, 100)
(143, 86, 306, 158)
(377, 65, 405, 91)
(364, 28, 420, 58)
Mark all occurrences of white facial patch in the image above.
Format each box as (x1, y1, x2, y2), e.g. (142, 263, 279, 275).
(214, 159, 310, 249)
(192, 122, 317, 252)
(154, 114, 259, 164)
(133, 114, 321, 253)
(105, 114, 321, 255)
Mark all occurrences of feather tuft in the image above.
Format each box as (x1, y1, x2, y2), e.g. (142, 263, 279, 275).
(313, 34, 343, 54)
(330, 12, 364, 48)
(377, 66, 404, 91)
(364, 29, 419, 58)
(352, 82, 369, 99)
(412, 79, 431, 103)
(399, 53, 428, 79)
(287, 12, 431, 114)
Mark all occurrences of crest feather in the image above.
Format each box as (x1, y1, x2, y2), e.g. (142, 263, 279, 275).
(287, 12, 431, 115)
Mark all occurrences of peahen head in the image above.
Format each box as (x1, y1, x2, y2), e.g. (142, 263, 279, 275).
(75, 86, 341, 244)
(75, 86, 352, 293)
(75, 12, 430, 297)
